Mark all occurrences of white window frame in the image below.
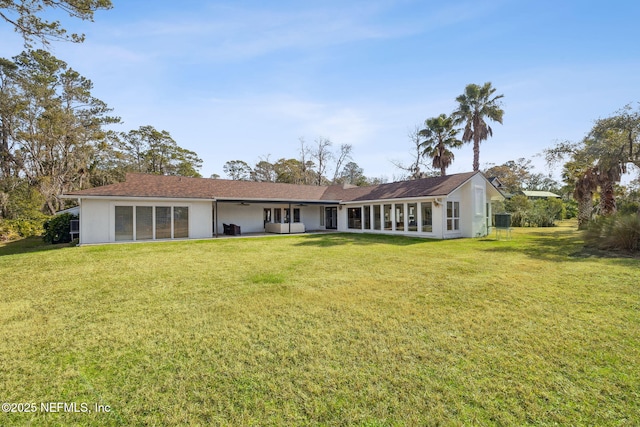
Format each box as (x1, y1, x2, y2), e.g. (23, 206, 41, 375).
(446, 201, 460, 231)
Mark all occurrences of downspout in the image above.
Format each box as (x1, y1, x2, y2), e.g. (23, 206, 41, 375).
(214, 199, 218, 238)
(436, 198, 445, 239)
(77, 198, 82, 245)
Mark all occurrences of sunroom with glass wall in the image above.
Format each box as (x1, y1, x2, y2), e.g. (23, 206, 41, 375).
(339, 200, 440, 236)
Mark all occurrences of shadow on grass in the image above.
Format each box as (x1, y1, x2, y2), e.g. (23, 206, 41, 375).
(0, 236, 70, 257)
(482, 228, 640, 264)
(294, 232, 441, 247)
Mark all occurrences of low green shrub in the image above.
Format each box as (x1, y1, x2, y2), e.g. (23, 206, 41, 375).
(528, 198, 564, 227)
(585, 213, 640, 252)
(618, 200, 640, 216)
(43, 213, 77, 244)
(0, 222, 20, 242)
(563, 199, 578, 219)
(0, 218, 46, 241)
(504, 196, 563, 227)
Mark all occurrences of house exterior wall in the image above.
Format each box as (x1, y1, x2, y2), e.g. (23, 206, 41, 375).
(446, 174, 490, 238)
(304, 205, 325, 230)
(79, 198, 211, 244)
(190, 202, 213, 239)
(79, 199, 110, 244)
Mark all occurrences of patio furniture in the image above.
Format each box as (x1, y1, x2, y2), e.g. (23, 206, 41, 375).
(265, 222, 305, 234)
(223, 223, 241, 235)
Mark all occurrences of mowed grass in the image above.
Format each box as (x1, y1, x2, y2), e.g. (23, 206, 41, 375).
(1, 223, 639, 426)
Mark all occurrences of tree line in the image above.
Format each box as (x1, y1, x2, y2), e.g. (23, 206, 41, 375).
(0, 50, 202, 219)
(218, 137, 383, 186)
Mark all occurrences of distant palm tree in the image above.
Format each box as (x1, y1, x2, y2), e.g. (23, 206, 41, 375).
(453, 82, 504, 171)
(419, 114, 462, 176)
(563, 161, 598, 229)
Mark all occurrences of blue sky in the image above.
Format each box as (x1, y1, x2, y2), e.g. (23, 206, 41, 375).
(2, 0, 639, 181)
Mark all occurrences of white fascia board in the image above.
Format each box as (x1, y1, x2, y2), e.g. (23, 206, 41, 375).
(443, 172, 479, 197)
(447, 172, 504, 201)
(63, 194, 342, 204)
(61, 195, 212, 203)
(339, 195, 445, 205)
(215, 197, 340, 204)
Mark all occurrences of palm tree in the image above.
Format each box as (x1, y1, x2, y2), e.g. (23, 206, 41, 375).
(563, 161, 599, 229)
(452, 82, 504, 171)
(418, 114, 462, 176)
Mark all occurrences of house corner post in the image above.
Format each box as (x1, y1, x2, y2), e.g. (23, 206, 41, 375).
(214, 200, 218, 238)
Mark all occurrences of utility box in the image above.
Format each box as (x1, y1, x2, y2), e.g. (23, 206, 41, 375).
(494, 213, 512, 228)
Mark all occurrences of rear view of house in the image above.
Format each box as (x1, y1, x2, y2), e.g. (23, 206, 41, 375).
(62, 171, 503, 245)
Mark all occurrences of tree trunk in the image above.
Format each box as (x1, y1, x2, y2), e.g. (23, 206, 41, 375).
(577, 193, 593, 229)
(599, 179, 617, 215)
(473, 137, 480, 171)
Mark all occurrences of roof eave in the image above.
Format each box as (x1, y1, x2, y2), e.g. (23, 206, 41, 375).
(61, 194, 215, 202)
(341, 194, 449, 204)
(62, 194, 341, 204)
(215, 197, 339, 205)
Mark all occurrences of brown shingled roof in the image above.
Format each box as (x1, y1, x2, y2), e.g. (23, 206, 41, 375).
(335, 172, 479, 202)
(66, 173, 332, 201)
(65, 171, 483, 202)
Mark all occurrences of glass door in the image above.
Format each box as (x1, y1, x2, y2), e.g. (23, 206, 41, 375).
(325, 207, 338, 229)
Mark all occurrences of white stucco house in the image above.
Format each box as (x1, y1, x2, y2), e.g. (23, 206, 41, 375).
(62, 171, 503, 245)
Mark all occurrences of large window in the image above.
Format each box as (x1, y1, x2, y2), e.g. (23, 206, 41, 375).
(363, 205, 371, 229)
(285, 208, 301, 223)
(421, 202, 433, 232)
(174, 207, 189, 238)
(475, 187, 484, 216)
(347, 207, 362, 229)
(373, 205, 381, 230)
(115, 205, 189, 241)
(274, 208, 282, 223)
(395, 204, 404, 231)
(383, 204, 392, 230)
(136, 206, 153, 240)
(155, 207, 172, 239)
(408, 203, 417, 232)
(115, 206, 133, 241)
(447, 201, 460, 231)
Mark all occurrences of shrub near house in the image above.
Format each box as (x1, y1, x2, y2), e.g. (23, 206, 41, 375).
(503, 195, 564, 227)
(43, 213, 77, 244)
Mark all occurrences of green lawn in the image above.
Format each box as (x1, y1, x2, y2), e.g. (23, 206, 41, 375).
(1, 223, 639, 426)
